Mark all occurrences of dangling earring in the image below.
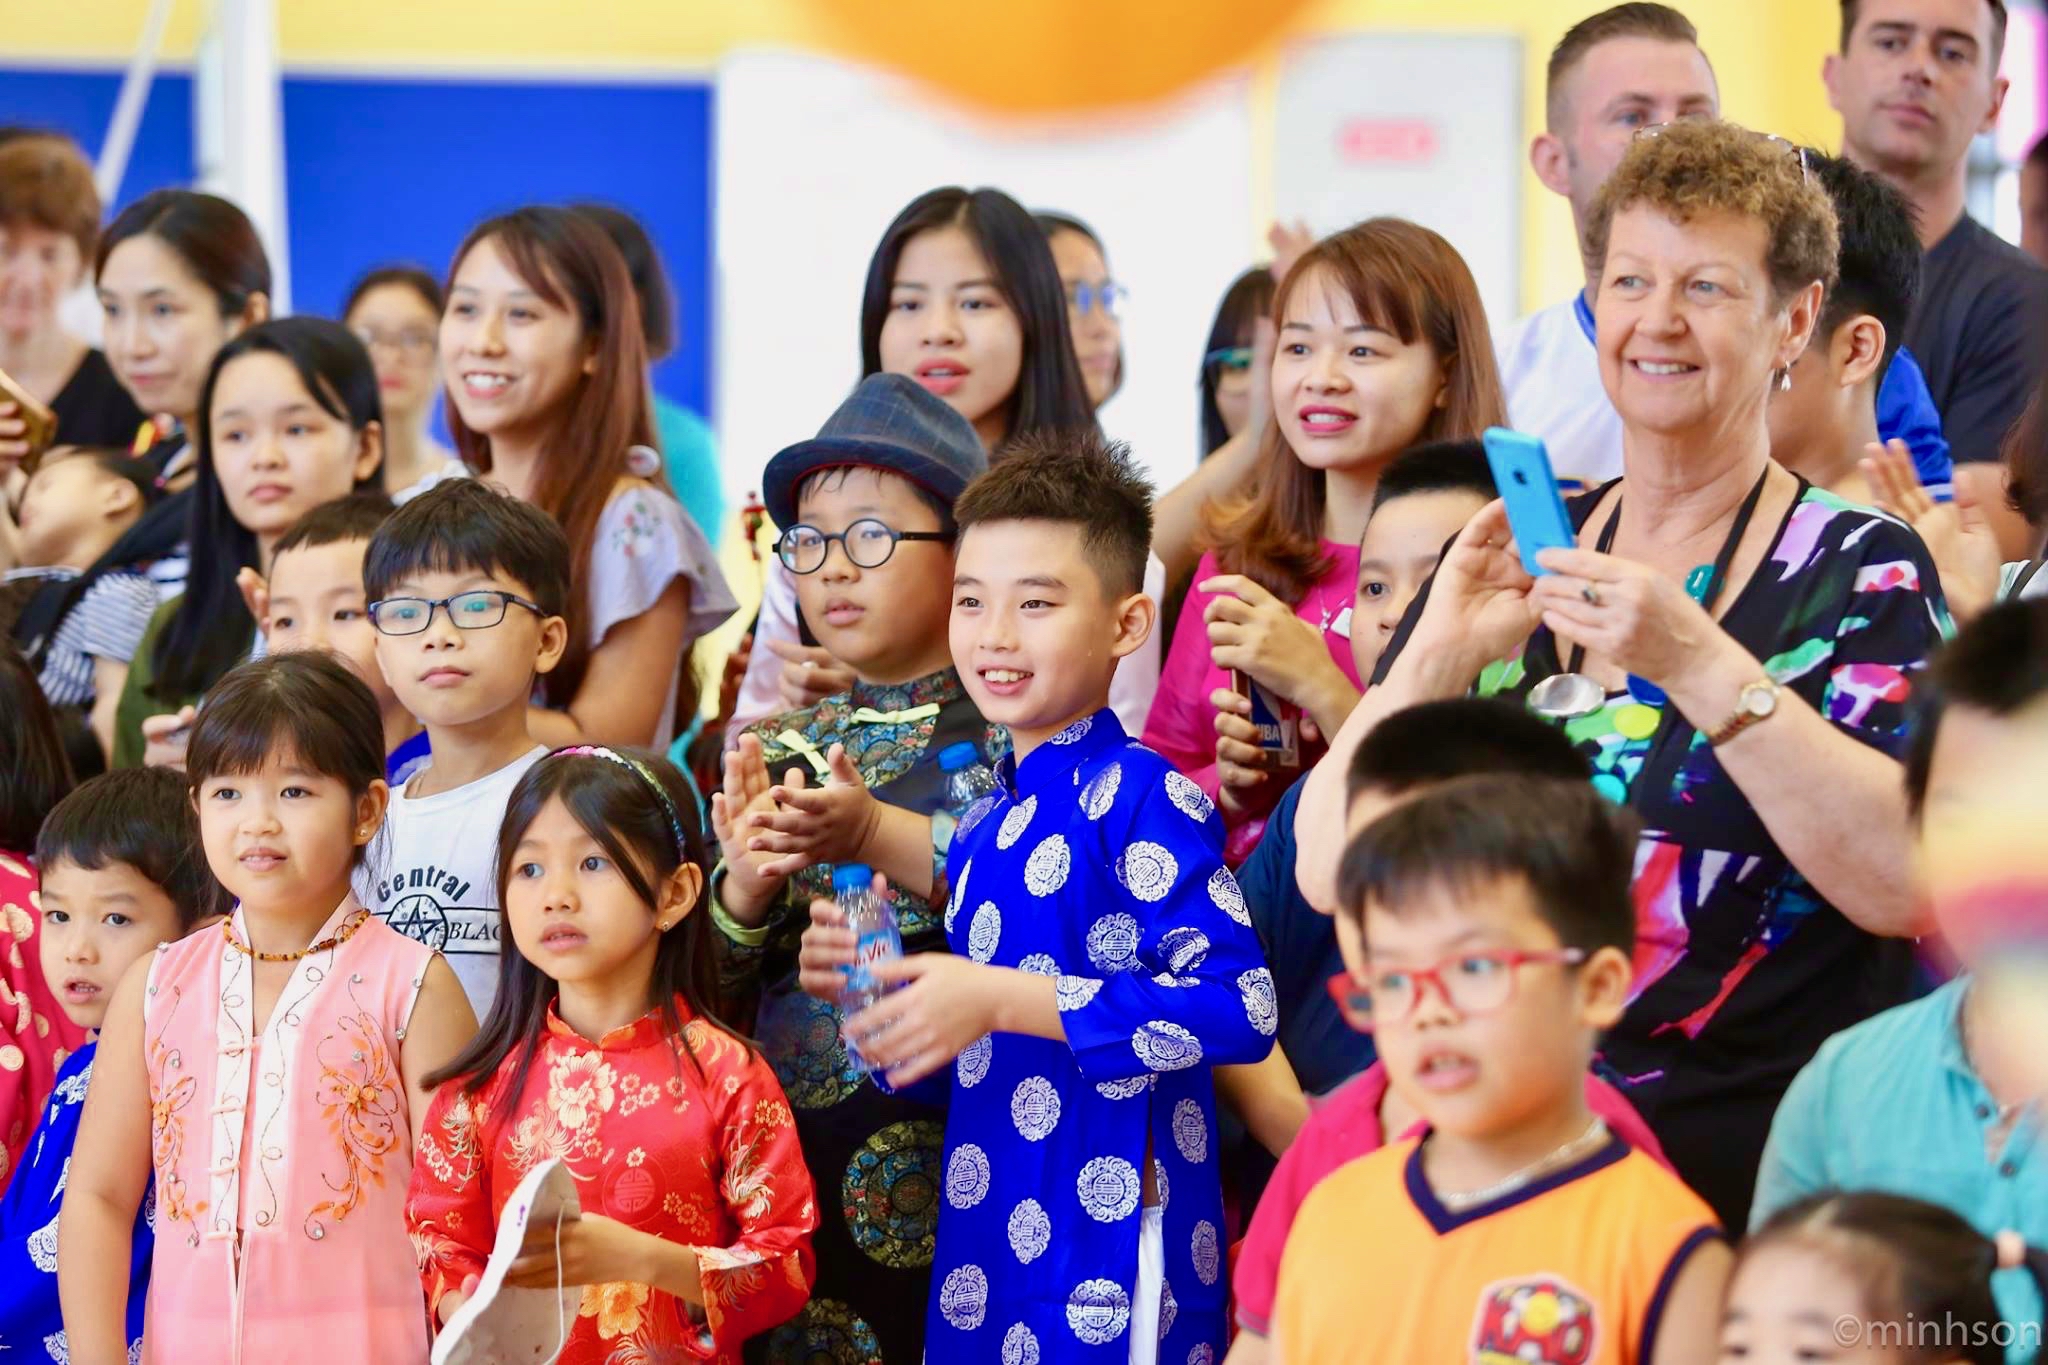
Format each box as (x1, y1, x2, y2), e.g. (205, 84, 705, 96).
(1774, 367, 1792, 393)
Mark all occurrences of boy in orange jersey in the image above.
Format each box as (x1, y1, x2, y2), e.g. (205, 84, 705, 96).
(1271, 776, 1726, 1364)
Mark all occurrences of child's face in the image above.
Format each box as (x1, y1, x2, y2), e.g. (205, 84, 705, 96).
(877, 225, 1025, 435)
(504, 796, 698, 999)
(952, 519, 1150, 755)
(14, 455, 136, 568)
(441, 234, 592, 444)
(210, 352, 379, 548)
(264, 538, 396, 711)
(1271, 266, 1447, 475)
(1717, 1242, 1901, 1363)
(38, 858, 187, 1031)
(1352, 489, 1490, 679)
(789, 469, 955, 686)
(1917, 702, 2048, 967)
(1362, 875, 1626, 1142)
(196, 746, 384, 914)
(1764, 323, 1863, 473)
(371, 564, 565, 733)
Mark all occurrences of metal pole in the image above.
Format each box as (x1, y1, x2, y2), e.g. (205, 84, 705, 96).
(196, 0, 290, 313)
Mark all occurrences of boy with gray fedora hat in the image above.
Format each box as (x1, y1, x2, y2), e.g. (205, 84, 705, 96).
(710, 371, 995, 1362)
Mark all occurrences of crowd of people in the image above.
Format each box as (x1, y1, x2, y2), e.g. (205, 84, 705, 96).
(0, 0, 2046, 1361)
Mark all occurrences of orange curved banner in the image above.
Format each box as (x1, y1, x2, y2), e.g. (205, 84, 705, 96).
(793, 0, 1318, 114)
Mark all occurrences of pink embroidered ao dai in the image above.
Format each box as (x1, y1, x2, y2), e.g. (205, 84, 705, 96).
(141, 896, 434, 1363)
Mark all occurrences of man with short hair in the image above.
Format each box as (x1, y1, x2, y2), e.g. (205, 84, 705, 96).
(1496, 3, 1717, 485)
(1826, 0, 2048, 547)
(1501, 3, 1952, 494)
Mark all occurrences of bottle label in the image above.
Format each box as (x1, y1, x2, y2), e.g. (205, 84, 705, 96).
(846, 926, 902, 994)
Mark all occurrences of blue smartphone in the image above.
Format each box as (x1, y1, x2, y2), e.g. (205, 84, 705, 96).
(1481, 426, 1576, 576)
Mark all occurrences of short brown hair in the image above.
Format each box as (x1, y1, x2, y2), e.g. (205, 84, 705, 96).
(1841, 0, 2007, 65)
(954, 429, 1153, 598)
(1586, 119, 1840, 305)
(1547, 4, 1702, 129)
(0, 135, 100, 260)
(1205, 218, 1505, 604)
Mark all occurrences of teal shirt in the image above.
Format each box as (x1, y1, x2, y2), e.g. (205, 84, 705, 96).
(1752, 977, 2045, 1360)
(653, 395, 724, 549)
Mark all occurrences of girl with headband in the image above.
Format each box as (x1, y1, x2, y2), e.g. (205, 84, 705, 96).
(406, 745, 818, 1362)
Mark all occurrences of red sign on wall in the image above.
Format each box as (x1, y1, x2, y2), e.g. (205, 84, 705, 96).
(1336, 118, 1439, 164)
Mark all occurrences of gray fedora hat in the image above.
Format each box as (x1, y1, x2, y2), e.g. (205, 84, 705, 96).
(762, 373, 989, 530)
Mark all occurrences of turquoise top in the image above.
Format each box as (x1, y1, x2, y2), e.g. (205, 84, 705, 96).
(1753, 977, 2046, 1361)
(653, 394, 725, 549)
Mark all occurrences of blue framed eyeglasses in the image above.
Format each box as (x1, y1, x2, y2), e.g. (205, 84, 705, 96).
(1066, 281, 1129, 318)
(1205, 346, 1253, 373)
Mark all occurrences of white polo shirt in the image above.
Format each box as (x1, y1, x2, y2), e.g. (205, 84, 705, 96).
(1493, 291, 1624, 488)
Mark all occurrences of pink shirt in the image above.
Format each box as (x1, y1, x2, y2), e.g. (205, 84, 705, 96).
(1232, 1062, 1673, 1338)
(142, 897, 433, 1363)
(1142, 547, 1362, 857)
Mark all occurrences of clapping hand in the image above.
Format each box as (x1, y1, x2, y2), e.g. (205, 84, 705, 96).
(768, 639, 855, 711)
(709, 734, 796, 920)
(744, 744, 881, 877)
(1862, 438, 2000, 624)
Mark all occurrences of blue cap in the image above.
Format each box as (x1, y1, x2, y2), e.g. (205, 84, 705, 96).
(762, 373, 989, 531)
(937, 741, 981, 772)
(832, 863, 875, 896)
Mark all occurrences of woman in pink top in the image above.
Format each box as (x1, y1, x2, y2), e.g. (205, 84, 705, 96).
(59, 652, 476, 1363)
(1143, 219, 1506, 861)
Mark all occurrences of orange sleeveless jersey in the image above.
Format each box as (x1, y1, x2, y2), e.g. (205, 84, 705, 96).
(1272, 1134, 1719, 1364)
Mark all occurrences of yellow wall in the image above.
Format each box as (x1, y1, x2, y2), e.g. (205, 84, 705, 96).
(16, 0, 1844, 310)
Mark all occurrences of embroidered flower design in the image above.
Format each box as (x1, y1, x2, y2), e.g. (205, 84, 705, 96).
(579, 1280, 649, 1339)
(547, 1050, 619, 1133)
(308, 1011, 405, 1227)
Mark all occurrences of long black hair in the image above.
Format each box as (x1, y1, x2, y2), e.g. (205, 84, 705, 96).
(1746, 1191, 2048, 1365)
(0, 638, 73, 854)
(1199, 266, 1274, 457)
(858, 186, 1095, 450)
(425, 749, 747, 1108)
(147, 317, 384, 701)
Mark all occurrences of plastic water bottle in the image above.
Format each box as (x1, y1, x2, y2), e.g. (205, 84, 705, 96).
(939, 741, 998, 810)
(836, 862, 901, 1072)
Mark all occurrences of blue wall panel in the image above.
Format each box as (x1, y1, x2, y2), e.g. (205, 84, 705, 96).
(0, 68, 714, 418)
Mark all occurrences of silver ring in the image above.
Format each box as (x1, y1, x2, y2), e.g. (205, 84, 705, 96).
(1581, 583, 1602, 607)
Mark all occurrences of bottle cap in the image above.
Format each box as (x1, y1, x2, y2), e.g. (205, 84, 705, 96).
(938, 741, 981, 772)
(832, 863, 875, 895)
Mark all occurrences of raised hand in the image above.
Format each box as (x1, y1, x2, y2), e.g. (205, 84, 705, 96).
(1861, 438, 2000, 624)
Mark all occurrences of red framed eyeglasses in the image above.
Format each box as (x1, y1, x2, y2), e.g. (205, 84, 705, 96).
(1326, 948, 1589, 1031)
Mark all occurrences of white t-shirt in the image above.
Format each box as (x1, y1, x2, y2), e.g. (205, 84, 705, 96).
(354, 745, 547, 1019)
(726, 551, 1168, 742)
(1493, 292, 1625, 487)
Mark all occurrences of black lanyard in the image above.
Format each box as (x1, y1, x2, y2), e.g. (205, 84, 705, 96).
(1562, 466, 1773, 678)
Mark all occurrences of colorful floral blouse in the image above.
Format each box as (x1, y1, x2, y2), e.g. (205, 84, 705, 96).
(1380, 481, 1950, 1227)
(407, 1001, 818, 1363)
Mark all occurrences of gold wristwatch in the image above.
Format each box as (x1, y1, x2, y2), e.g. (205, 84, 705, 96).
(1708, 678, 1780, 746)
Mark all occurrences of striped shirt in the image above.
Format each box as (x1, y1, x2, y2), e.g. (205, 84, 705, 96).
(5, 568, 159, 707)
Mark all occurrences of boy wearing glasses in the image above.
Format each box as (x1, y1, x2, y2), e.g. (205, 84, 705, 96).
(354, 478, 571, 1017)
(1226, 698, 1669, 1364)
(1270, 776, 1726, 1363)
(708, 373, 989, 1364)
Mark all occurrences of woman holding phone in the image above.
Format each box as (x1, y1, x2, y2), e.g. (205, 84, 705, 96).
(1296, 121, 1947, 1231)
